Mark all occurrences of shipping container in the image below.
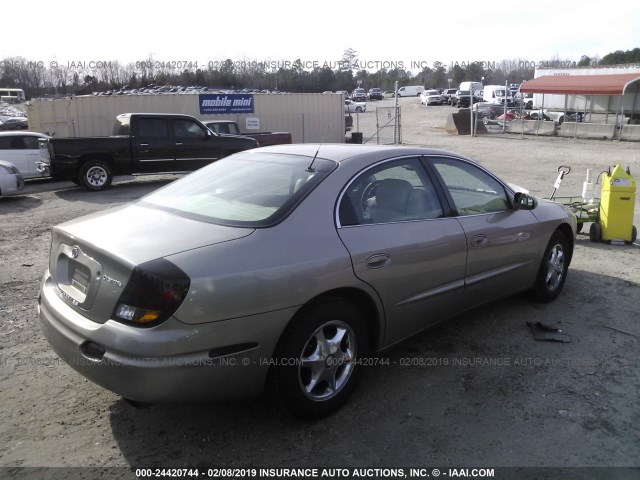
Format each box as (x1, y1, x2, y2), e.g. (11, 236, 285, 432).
(27, 93, 345, 143)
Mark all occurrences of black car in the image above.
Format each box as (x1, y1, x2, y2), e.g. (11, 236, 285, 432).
(0, 117, 28, 130)
(473, 103, 506, 125)
(367, 88, 384, 100)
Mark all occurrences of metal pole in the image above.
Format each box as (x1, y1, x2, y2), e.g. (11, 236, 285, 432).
(605, 96, 611, 124)
(616, 96, 622, 141)
(394, 80, 399, 144)
(503, 81, 507, 133)
(470, 88, 474, 137)
(537, 94, 544, 136)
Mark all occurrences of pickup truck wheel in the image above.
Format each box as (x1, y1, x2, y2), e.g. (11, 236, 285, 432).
(79, 160, 113, 191)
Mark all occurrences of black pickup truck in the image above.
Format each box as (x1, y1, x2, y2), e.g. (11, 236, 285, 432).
(37, 113, 259, 190)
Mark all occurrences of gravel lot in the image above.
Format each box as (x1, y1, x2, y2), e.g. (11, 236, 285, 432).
(1, 99, 639, 478)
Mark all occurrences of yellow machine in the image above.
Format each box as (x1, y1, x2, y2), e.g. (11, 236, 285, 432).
(591, 165, 637, 243)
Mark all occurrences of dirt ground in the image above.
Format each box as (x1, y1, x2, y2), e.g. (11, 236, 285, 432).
(1, 99, 639, 478)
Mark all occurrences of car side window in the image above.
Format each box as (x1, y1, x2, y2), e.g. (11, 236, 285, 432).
(173, 119, 207, 139)
(23, 137, 40, 149)
(137, 118, 169, 138)
(431, 158, 509, 215)
(339, 158, 443, 226)
(0, 137, 15, 149)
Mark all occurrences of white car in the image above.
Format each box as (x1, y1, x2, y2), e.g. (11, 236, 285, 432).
(0, 131, 50, 179)
(344, 99, 367, 113)
(0, 160, 24, 197)
(420, 90, 444, 106)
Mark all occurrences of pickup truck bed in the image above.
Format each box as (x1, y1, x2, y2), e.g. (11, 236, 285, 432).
(203, 120, 292, 147)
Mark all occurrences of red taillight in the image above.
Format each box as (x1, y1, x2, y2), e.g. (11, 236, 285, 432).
(112, 258, 190, 327)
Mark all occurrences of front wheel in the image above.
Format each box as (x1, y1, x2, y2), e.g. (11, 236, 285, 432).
(79, 159, 113, 191)
(482, 115, 490, 125)
(530, 231, 571, 302)
(589, 223, 602, 243)
(273, 297, 368, 419)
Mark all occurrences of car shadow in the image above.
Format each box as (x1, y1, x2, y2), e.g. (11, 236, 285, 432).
(55, 178, 175, 204)
(106, 268, 640, 468)
(0, 194, 43, 212)
(575, 232, 639, 249)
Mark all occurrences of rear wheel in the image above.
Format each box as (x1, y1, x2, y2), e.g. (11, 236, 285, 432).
(482, 115, 490, 125)
(79, 159, 112, 191)
(355, 106, 363, 113)
(273, 297, 368, 419)
(631, 225, 637, 243)
(530, 231, 571, 302)
(589, 223, 602, 243)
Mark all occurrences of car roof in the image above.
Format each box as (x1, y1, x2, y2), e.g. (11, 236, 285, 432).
(243, 144, 471, 165)
(0, 131, 48, 138)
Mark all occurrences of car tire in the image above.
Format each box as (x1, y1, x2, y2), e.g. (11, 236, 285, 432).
(631, 225, 637, 243)
(273, 297, 369, 419)
(482, 115, 490, 125)
(530, 231, 571, 302)
(589, 223, 602, 243)
(355, 106, 363, 113)
(79, 159, 113, 191)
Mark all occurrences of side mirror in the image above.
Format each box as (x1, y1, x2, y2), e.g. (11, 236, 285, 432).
(514, 192, 537, 210)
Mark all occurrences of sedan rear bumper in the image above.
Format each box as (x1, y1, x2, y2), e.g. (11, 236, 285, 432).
(38, 271, 296, 403)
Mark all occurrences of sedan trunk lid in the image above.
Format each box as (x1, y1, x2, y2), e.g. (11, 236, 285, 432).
(49, 204, 254, 323)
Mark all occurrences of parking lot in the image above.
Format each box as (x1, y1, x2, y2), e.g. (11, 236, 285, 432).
(1, 98, 639, 475)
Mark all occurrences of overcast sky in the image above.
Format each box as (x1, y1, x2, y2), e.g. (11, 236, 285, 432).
(5, 0, 639, 73)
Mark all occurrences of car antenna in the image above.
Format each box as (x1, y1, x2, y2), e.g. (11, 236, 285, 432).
(306, 132, 327, 173)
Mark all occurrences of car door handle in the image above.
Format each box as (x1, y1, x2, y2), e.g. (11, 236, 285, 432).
(470, 234, 488, 248)
(175, 142, 183, 146)
(366, 254, 391, 269)
(139, 143, 149, 147)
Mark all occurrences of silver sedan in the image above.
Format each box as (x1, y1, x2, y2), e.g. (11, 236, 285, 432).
(38, 145, 577, 418)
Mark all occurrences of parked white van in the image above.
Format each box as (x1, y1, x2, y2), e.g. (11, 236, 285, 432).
(483, 85, 514, 105)
(396, 85, 425, 97)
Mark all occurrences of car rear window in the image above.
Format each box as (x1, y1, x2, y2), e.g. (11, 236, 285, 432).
(139, 152, 337, 227)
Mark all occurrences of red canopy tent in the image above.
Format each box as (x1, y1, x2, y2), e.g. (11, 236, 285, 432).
(520, 73, 640, 95)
